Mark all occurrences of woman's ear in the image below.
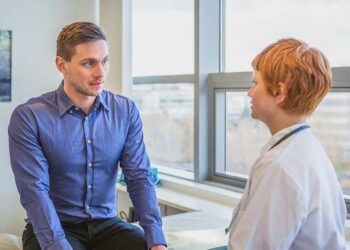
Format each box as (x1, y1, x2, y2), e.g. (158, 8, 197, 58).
(274, 82, 287, 105)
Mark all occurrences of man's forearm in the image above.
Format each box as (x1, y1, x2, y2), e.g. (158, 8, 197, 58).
(20, 191, 72, 249)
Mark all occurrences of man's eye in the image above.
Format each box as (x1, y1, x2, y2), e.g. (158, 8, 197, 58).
(83, 61, 94, 67)
(102, 58, 109, 65)
(252, 80, 257, 87)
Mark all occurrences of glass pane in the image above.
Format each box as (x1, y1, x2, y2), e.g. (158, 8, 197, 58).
(225, 92, 270, 175)
(309, 92, 350, 196)
(222, 91, 350, 195)
(132, 83, 194, 172)
(225, 0, 350, 72)
(132, 0, 194, 76)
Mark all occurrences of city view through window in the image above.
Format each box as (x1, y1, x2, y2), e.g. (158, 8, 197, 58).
(132, 84, 194, 172)
(225, 92, 350, 196)
(132, 0, 350, 195)
(225, 0, 350, 72)
(134, 86, 350, 196)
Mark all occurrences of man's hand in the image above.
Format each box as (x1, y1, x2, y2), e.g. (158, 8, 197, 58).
(151, 245, 167, 250)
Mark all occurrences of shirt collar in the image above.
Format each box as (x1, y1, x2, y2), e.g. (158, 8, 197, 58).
(260, 122, 308, 155)
(57, 81, 75, 117)
(96, 91, 110, 112)
(56, 81, 110, 116)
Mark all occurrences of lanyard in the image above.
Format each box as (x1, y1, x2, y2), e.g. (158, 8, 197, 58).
(225, 203, 240, 235)
(269, 124, 310, 151)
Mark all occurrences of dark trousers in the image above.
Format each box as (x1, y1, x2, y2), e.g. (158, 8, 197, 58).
(22, 217, 148, 250)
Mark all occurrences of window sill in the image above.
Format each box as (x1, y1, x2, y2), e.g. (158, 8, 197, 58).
(118, 174, 350, 245)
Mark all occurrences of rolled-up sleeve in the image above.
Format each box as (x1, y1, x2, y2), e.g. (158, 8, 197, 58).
(8, 105, 72, 250)
(119, 101, 166, 248)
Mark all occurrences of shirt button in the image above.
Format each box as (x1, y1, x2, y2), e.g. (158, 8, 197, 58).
(69, 110, 73, 114)
(85, 116, 88, 120)
(88, 162, 93, 167)
(86, 205, 90, 210)
(87, 139, 92, 144)
(88, 184, 92, 189)
(75, 107, 79, 110)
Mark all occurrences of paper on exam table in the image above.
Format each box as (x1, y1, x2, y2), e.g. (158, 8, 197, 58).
(165, 228, 228, 250)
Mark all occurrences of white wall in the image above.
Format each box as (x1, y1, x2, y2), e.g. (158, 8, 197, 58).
(0, 0, 99, 235)
(100, 0, 132, 96)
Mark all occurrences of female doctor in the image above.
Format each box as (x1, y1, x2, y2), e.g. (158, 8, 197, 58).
(227, 38, 347, 250)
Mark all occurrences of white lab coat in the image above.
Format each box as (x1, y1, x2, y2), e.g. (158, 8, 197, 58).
(228, 123, 347, 250)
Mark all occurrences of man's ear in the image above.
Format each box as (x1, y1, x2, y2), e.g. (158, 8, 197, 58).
(274, 82, 287, 105)
(55, 56, 67, 74)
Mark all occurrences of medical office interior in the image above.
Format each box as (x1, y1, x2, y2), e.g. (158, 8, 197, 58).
(0, 0, 350, 249)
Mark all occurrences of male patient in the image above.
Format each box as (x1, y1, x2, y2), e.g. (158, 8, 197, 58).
(8, 22, 167, 250)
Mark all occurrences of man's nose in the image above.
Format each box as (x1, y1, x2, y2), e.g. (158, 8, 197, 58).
(94, 63, 105, 78)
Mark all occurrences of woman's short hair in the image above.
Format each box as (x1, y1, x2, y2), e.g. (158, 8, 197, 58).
(56, 22, 106, 61)
(252, 38, 332, 116)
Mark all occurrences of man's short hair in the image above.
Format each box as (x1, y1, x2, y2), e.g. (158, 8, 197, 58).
(252, 38, 332, 116)
(56, 22, 106, 61)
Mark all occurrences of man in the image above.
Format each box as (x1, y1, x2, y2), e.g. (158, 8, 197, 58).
(227, 38, 346, 249)
(9, 22, 167, 250)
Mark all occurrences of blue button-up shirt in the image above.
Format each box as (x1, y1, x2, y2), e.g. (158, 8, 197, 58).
(8, 83, 166, 249)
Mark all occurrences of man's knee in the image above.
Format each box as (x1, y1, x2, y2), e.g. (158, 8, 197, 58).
(93, 218, 148, 250)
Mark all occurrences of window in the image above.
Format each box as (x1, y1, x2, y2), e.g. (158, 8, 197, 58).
(127, 0, 350, 209)
(132, 83, 194, 171)
(224, 0, 350, 72)
(309, 92, 350, 196)
(132, 0, 194, 76)
(211, 81, 350, 195)
(211, 73, 271, 187)
(208, 0, 350, 201)
(225, 92, 269, 176)
(132, 0, 195, 173)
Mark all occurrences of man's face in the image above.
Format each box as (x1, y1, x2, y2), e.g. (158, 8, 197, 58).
(247, 71, 277, 124)
(60, 40, 109, 98)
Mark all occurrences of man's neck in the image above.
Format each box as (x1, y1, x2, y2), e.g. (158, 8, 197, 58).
(74, 97, 96, 115)
(63, 83, 96, 115)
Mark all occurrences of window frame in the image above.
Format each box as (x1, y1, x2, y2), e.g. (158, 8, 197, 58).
(130, 0, 199, 177)
(209, 68, 350, 206)
(209, 71, 251, 188)
(126, 0, 350, 211)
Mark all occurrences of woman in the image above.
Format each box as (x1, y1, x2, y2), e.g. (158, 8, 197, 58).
(227, 38, 347, 250)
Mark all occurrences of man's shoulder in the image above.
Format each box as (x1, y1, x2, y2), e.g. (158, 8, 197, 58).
(9, 90, 58, 132)
(101, 90, 136, 109)
(13, 90, 57, 115)
(101, 90, 132, 102)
